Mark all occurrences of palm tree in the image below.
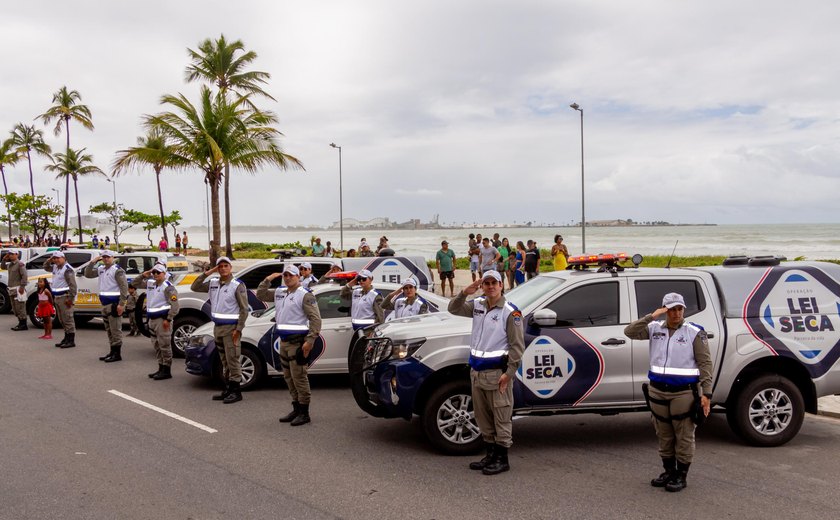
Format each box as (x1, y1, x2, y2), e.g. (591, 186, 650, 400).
(145, 86, 302, 262)
(8, 123, 52, 197)
(39, 86, 94, 242)
(185, 34, 276, 258)
(45, 148, 105, 243)
(0, 139, 21, 239)
(111, 128, 182, 243)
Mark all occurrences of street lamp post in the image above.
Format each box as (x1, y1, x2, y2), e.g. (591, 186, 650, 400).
(105, 178, 118, 251)
(570, 102, 586, 254)
(329, 143, 344, 253)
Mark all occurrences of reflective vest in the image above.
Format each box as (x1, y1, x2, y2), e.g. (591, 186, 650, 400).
(351, 287, 380, 330)
(468, 297, 518, 371)
(146, 279, 173, 319)
(97, 264, 123, 305)
(387, 296, 428, 321)
(273, 286, 311, 339)
(208, 278, 243, 325)
(51, 264, 72, 296)
(300, 275, 318, 289)
(647, 320, 702, 385)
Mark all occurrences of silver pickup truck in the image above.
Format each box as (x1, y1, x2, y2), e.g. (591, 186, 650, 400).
(353, 255, 840, 454)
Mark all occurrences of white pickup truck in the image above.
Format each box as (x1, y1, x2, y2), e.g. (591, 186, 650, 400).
(354, 254, 840, 453)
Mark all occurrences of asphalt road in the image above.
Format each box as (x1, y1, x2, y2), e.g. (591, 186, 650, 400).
(2, 319, 840, 520)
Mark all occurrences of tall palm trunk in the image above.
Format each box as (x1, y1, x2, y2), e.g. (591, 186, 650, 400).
(26, 150, 35, 197)
(62, 118, 71, 243)
(209, 173, 222, 265)
(1, 166, 10, 239)
(73, 175, 84, 243)
(224, 162, 234, 259)
(155, 166, 168, 243)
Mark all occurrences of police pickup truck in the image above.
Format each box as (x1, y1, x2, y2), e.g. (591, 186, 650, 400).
(353, 254, 840, 454)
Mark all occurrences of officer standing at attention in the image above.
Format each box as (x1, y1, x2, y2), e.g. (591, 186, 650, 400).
(85, 250, 129, 362)
(256, 265, 322, 426)
(45, 251, 78, 348)
(340, 269, 384, 332)
(1, 250, 28, 331)
(381, 278, 429, 320)
(131, 263, 179, 380)
(298, 262, 318, 289)
(448, 270, 524, 475)
(191, 257, 249, 403)
(624, 292, 713, 492)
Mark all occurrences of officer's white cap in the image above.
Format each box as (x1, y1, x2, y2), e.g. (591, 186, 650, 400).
(151, 262, 167, 274)
(51, 251, 65, 258)
(215, 256, 232, 266)
(358, 269, 373, 279)
(360, 241, 369, 248)
(402, 278, 417, 288)
(662, 292, 686, 309)
(481, 270, 502, 283)
(300, 262, 312, 270)
(100, 250, 114, 257)
(283, 264, 300, 276)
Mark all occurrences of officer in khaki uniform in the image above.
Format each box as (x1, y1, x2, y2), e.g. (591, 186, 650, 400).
(381, 278, 429, 320)
(448, 270, 525, 475)
(132, 262, 179, 380)
(45, 251, 78, 348)
(256, 264, 322, 425)
(624, 292, 713, 492)
(84, 250, 129, 362)
(1, 250, 28, 330)
(191, 256, 249, 404)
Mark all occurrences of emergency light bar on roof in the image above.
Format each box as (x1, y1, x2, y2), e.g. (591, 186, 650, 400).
(567, 252, 642, 271)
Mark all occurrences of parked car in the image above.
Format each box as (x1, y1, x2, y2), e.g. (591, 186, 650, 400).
(184, 282, 449, 390)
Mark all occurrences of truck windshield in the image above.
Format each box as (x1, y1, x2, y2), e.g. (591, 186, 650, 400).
(505, 276, 566, 312)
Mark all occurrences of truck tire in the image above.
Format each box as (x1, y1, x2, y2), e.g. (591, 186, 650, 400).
(728, 374, 805, 447)
(237, 346, 265, 391)
(27, 295, 45, 329)
(0, 284, 11, 314)
(171, 315, 207, 358)
(422, 380, 483, 455)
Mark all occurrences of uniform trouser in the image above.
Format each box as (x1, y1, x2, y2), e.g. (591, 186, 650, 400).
(279, 339, 311, 405)
(11, 296, 27, 321)
(101, 304, 123, 347)
(470, 368, 514, 448)
(127, 310, 137, 333)
(149, 317, 172, 367)
(214, 324, 241, 383)
(648, 385, 696, 463)
(54, 295, 75, 334)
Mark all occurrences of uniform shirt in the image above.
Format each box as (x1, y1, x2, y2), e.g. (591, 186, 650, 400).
(624, 314, 714, 395)
(257, 280, 322, 342)
(300, 274, 318, 289)
(340, 284, 384, 329)
(132, 276, 179, 320)
(1, 259, 27, 290)
(84, 262, 128, 306)
(382, 293, 429, 321)
(448, 292, 525, 379)
(190, 272, 249, 331)
(48, 262, 77, 300)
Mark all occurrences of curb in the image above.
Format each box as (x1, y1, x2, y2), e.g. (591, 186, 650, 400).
(818, 410, 840, 420)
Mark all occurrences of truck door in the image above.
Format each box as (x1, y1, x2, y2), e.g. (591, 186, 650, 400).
(628, 277, 723, 401)
(516, 279, 633, 408)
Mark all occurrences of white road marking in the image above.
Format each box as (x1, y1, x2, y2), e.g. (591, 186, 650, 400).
(107, 389, 218, 433)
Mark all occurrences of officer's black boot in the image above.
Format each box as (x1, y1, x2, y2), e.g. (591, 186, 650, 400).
(665, 461, 690, 492)
(11, 319, 28, 331)
(100, 345, 115, 361)
(482, 445, 510, 475)
(651, 457, 676, 487)
(60, 333, 76, 349)
(279, 401, 301, 423)
(103, 342, 121, 361)
(223, 381, 242, 404)
(153, 365, 172, 380)
(469, 443, 496, 470)
(212, 382, 230, 401)
(55, 333, 67, 348)
(290, 403, 310, 426)
(148, 364, 163, 378)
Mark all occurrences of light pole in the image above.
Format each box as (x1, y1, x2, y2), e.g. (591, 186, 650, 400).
(105, 178, 119, 251)
(50, 188, 61, 235)
(329, 143, 344, 253)
(570, 102, 586, 254)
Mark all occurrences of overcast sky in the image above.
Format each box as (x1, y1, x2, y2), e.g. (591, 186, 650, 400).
(1, 1, 838, 227)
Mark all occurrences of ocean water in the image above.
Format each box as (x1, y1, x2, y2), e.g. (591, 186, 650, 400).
(118, 223, 840, 261)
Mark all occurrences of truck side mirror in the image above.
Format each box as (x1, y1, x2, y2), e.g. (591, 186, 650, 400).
(533, 308, 557, 327)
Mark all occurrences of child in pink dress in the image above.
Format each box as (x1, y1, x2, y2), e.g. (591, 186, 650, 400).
(35, 278, 55, 340)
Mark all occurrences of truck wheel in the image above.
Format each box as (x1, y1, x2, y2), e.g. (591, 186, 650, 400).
(422, 380, 483, 455)
(171, 316, 207, 358)
(0, 284, 11, 314)
(134, 293, 150, 339)
(728, 374, 805, 447)
(27, 296, 45, 329)
(238, 346, 265, 391)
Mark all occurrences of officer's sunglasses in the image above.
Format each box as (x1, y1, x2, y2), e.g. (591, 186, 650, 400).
(357, 276, 369, 281)
(152, 270, 164, 275)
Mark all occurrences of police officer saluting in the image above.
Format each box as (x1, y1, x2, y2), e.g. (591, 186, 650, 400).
(45, 251, 78, 348)
(1, 250, 28, 331)
(340, 269, 384, 332)
(191, 257, 249, 404)
(448, 270, 524, 475)
(132, 262, 179, 380)
(624, 292, 713, 492)
(257, 265, 322, 425)
(85, 250, 129, 362)
(381, 278, 429, 320)
(298, 262, 318, 289)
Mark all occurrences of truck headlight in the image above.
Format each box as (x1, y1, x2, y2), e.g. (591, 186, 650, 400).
(390, 338, 426, 361)
(189, 334, 214, 348)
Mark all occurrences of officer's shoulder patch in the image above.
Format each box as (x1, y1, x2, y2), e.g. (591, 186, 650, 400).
(170, 294, 178, 301)
(511, 310, 523, 326)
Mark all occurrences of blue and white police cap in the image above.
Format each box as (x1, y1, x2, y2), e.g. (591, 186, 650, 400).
(100, 250, 114, 257)
(216, 256, 232, 266)
(283, 264, 300, 276)
(51, 251, 65, 258)
(402, 278, 417, 288)
(358, 269, 373, 279)
(300, 262, 312, 270)
(662, 292, 686, 309)
(481, 270, 502, 283)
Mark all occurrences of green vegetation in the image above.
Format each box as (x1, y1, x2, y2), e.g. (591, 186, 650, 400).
(192, 241, 306, 259)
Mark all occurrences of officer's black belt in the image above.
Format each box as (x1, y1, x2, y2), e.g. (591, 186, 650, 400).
(650, 380, 693, 393)
(279, 333, 307, 344)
